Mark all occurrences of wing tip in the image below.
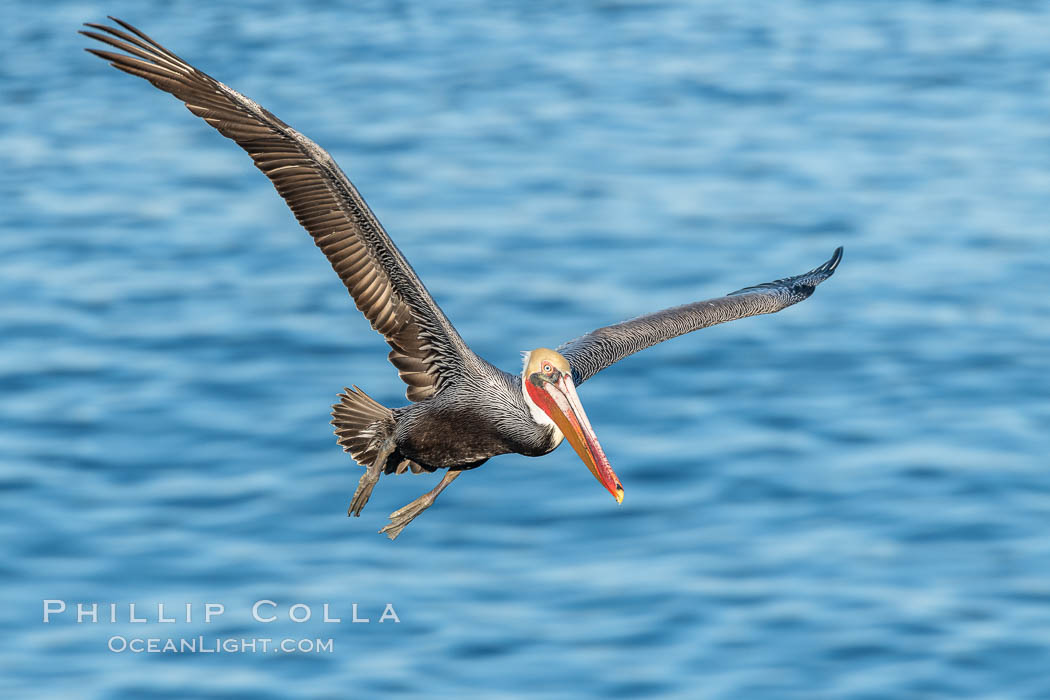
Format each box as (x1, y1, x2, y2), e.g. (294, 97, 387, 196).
(821, 246, 844, 276)
(802, 245, 843, 288)
(727, 245, 843, 297)
(80, 17, 130, 35)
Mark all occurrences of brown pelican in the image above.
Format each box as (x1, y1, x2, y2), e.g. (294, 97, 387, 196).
(83, 18, 842, 539)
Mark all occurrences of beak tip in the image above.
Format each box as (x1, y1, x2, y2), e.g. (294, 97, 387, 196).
(614, 486, 624, 504)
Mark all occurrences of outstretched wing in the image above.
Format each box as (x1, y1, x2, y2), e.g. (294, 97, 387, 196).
(558, 247, 843, 385)
(82, 18, 473, 402)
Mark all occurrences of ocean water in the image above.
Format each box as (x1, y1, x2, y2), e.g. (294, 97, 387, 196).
(3, 1, 1049, 697)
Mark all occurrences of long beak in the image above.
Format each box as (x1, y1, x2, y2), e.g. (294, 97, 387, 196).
(537, 374, 624, 503)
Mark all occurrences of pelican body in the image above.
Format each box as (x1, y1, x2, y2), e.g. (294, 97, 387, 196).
(83, 19, 841, 538)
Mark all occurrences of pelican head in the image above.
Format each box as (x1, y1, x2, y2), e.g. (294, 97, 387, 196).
(522, 348, 624, 504)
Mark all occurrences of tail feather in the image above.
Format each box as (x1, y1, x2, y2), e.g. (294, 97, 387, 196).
(331, 387, 423, 474)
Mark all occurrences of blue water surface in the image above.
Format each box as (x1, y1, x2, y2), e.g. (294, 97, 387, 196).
(3, 1, 1049, 698)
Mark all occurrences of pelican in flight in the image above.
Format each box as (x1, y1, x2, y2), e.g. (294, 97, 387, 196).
(83, 18, 842, 539)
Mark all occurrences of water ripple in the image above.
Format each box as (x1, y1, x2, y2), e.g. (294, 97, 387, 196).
(3, 1, 1049, 698)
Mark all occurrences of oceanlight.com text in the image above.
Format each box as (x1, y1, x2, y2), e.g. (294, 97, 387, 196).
(107, 636, 334, 654)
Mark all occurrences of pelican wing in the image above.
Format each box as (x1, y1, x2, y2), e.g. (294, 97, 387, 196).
(83, 18, 472, 401)
(558, 247, 842, 385)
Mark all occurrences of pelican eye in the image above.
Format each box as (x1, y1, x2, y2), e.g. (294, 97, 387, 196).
(542, 362, 553, 374)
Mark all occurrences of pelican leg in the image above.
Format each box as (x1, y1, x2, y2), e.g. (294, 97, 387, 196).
(380, 470, 461, 540)
(348, 440, 395, 517)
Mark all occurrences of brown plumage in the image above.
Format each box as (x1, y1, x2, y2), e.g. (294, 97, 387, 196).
(82, 17, 467, 403)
